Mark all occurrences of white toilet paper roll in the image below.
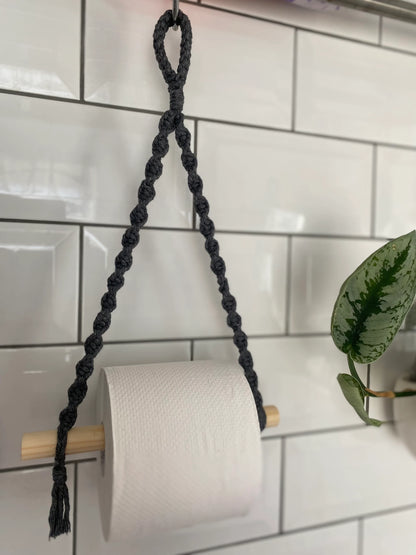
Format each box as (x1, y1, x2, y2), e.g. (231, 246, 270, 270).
(96, 360, 262, 541)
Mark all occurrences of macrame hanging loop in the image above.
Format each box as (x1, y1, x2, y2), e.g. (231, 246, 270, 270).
(48, 9, 266, 539)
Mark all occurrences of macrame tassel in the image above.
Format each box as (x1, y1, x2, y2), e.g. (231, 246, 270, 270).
(48, 467, 71, 538)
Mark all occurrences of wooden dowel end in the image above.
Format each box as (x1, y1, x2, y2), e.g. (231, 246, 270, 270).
(264, 405, 280, 428)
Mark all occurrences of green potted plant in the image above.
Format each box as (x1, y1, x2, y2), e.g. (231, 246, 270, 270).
(331, 230, 416, 437)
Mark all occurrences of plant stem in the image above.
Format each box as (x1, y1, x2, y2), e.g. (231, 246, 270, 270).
(347, 354, 367, 391)
(365, 387, 416, 398)
(347, 354, 416, 397)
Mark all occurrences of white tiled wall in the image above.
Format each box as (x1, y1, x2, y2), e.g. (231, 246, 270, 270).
(296, 33, 416, 145)
(0, 1, 415, 554)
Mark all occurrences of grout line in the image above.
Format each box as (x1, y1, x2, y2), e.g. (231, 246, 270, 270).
(0, 457, 96, 474)
(0, 462, 56, 474)
(190, 497, 416, 555)
(3, 86, 416, 153)
(190, 339, 195, 360)
(192, 120, 198, 230)
(357, 517, 364, 555)
(0, 332, 337, 351)
(186, 0, 416, 60)
(0, 217, 395, 242)
(2, 331, 413, 351)
(76, 457, 98, 465)
(278, 437, 286, 533)
(79, 0, 86, 101)
(284, 237, 293, 335)
(263, 422, 367, 441)
(77, 225, 84, 343)
(291, 30, 298, 132)
(370, 145, 378, 238)
(72, 463, 78, 555)
(0, 342, 83, 350)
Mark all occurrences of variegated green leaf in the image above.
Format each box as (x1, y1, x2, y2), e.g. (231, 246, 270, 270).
(337, 374, 382, 427)
(331, 231, 416, 364)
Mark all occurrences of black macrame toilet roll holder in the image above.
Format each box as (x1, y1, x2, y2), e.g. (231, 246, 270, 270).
(19, 6, 279, 538)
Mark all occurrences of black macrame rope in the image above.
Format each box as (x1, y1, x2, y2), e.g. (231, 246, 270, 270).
(49, 8, 266, 539)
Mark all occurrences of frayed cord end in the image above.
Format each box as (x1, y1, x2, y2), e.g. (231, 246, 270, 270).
(48, 468, 71, 539)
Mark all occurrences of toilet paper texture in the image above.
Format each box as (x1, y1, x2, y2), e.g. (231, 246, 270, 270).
(96, 360, 262, 541)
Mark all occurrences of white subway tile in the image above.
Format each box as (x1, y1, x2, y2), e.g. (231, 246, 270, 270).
(85, 0, 293, 127)
(375, 147, 416, 238)
(82, 228, 287, 340)
(290, 237, 384, 333)
(363, 507, 416, 555)
(296, 32, 416, 145)
(202, 0, 379, 42)
(368, 333, 416, 421)
(197, 122, 372, 235)
(0, 222, 78, 345)
(76, 440, 281, 554)
(284, 425, 416, 530)
(382, 19, 416, 54)
(0, 342, 189, 469)
(0, 0, 80, 98)
(0, 465, 73, 554)
(202, 521, 358, 555)
(194, 336, 366, 436)
(0, 94, 193, 227)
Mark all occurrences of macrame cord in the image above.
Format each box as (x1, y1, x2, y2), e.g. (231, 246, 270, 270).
(49, 8, 266, 539)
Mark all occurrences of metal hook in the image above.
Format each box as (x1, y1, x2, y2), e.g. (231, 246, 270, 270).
(173, 0, 179, 30)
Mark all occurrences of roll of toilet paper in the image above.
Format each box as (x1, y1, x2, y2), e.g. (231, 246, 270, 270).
(96, 360, 262, 541)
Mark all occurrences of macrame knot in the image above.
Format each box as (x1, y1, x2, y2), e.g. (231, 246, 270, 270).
(227, 311, 242, 330)
(205, 237, 219, 255)
(107, 272, 125, 291)
(145, 157, 163, 180)
(115, 251, 133, 271)
(129, 205, 148, 227)
(52, 465, 67, 486)
(176, 125, 191, 149)
(139, 181, 156, 204)
(101, 291, 117, 311)
(195, 195, 209, 215)
(169, 85, 185, 112)
(189, 174, 203, 194)
(239, 350, 254, 370)
(75, 356, 93, 379)
(222, 294, 237, 313)
(122, 227, 140, 249)
(84, 333, 103, 356)
(152, 134, 169, 157)
(200, 216, 215, 237)
(59, 406, 77, 429)
(182, 151, 197, 173)
(68, 379, 88, 405)
(93, 311, 112, 334)
(210, 255, 226, 275)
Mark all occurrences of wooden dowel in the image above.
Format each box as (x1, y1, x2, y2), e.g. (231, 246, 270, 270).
(21, 405, 279, 461)
(21, 425, 105, 461)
